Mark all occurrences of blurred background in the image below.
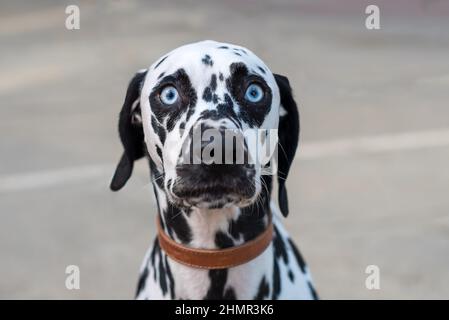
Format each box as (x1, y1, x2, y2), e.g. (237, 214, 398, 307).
(1, 0, 449, 299)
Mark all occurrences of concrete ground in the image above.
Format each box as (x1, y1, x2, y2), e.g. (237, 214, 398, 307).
(1, 0, 449, 299)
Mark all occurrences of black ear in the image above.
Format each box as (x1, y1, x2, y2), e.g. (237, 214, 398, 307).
(274, 74, 300, 217)
(110, 70, 148, 191)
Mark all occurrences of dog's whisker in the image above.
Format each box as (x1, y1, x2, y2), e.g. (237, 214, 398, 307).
(277, 141, 289, 161)
(170, 209, 184, 221)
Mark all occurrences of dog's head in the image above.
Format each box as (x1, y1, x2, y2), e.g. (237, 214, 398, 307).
(110, 40, 299, 216)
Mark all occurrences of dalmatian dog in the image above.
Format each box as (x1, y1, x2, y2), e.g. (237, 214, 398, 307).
(110, 40, 318, 300)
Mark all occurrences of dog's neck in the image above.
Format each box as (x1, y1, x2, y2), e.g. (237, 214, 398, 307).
(150, 166, 272, 250)
(146, 162, 278, 299)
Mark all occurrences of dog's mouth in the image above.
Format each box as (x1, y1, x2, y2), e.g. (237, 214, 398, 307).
(171, 185, 256, 209)
(169, 164, 258, 209)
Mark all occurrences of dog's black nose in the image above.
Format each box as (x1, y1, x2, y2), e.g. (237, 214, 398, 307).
(173, 124, 256, 205)
(186, 126, 250, 165)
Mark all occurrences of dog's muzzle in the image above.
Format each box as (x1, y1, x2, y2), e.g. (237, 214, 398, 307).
(171, 127, 257, 208)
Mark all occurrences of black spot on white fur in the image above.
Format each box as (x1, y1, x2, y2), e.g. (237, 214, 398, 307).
(254, 276, 270, 300)
(202, 87, 212, 102)
(287, 238, 306, 273)
(202, 54, 213, 66)
(165, 255, 175, 298)
(215, 231, 235, 248)
(202, 74, 218, 103)
(136, 263, 149, 297)
(204, 270, 236, 299)
(210, 74, 217, 91)
(273, 225, 289, 264)
(288, 270, 294, 282)
(154, 55, 168, 69)
(308, 281, 319, 300)
(272, 256, 281, 299)
(156, 145, 163, 160)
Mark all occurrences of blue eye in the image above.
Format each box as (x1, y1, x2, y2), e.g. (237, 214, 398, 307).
(244, 83, 264, 103)
(160, 86, 179, 105)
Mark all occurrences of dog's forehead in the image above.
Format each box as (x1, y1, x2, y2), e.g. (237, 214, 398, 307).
(147, 40, 273, 85)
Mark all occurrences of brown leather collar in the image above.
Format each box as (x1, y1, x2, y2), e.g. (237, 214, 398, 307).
(157, 216, 273, 269)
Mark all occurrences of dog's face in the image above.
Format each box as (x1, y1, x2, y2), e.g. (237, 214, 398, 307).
(111, 40, 299, 216)
(141, 41, 280, 208)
